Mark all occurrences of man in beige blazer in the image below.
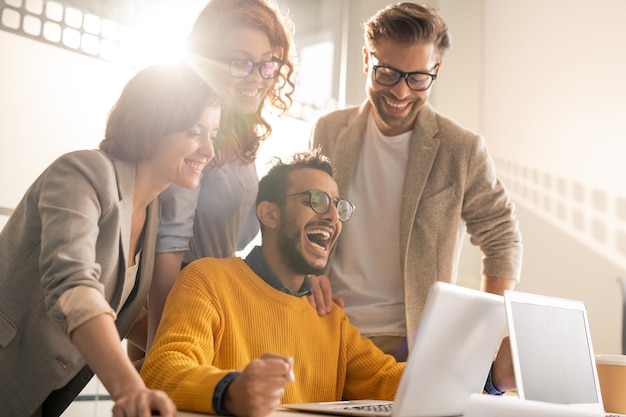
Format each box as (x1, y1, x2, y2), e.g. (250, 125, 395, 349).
(311, 3, 522, 360)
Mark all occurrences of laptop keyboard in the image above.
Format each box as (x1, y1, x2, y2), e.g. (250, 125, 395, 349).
(334, 403, 394, 413)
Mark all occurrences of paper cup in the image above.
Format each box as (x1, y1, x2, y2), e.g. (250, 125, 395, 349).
(596, 354, 626, 414)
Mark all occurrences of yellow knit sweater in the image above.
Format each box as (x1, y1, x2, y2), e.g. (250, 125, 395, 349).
(141, 257, 405, 414)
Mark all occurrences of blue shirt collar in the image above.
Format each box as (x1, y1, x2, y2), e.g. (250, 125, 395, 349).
(244, 246, 313, 297)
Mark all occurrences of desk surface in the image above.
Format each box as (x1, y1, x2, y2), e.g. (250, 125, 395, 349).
(176, 408, 316, 417)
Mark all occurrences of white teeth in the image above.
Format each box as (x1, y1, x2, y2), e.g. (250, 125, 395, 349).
(385, 98, 408, 110)
(307, 229, 330, 240)
(186, 161, 205, 171)
(239, 89, 260, 97)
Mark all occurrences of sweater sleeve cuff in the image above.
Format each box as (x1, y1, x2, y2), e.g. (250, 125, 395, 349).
(213, 371, 242, 415)
(483, 362, 505, 395)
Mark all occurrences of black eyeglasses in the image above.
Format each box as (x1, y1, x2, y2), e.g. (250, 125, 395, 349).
(283, 190, 355, 222)
(370, 52, 438, 91)
(228, 58, 283, 79)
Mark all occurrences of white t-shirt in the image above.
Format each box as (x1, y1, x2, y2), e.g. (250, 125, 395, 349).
(329, 113, 411, 337)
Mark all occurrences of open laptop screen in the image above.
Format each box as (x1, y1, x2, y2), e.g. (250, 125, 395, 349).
(507, 294, 600, 405)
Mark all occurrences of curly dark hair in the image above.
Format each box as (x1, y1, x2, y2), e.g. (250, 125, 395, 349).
(256, 148, 334, 206)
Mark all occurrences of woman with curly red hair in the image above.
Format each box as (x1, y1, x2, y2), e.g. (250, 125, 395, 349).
(146, 0, 297, 350)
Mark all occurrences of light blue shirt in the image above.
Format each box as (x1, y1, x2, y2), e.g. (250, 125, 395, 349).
(156, 160, 259, 261)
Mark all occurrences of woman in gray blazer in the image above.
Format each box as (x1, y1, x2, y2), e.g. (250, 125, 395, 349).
(0, 63, 220, 417)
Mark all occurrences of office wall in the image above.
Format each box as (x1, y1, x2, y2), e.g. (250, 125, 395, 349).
(0, 31, 133, 208)
(433, 0, 626, 354)
(481, 0, 626, 354)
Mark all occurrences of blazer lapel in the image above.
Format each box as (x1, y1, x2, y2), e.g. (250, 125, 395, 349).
(332, 101, 371, 197)
(134, 200, 158, 303)
(115, 199, 159, 337)
(399, 103, 440, 263)
(110, 156, 136, 309)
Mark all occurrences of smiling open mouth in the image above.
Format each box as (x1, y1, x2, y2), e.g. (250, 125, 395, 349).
(185, 159, 206, 173)
(306, 228, 331, 251)
(238, 88, 261, 98)
(384, 97, 410, 111)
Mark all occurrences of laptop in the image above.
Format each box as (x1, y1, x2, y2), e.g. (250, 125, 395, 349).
(504, 290, 625, 417)
(283, 281, 507, 417)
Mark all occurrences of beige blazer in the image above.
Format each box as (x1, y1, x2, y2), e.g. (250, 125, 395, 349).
(312, 101, 522, 346)
(0, 150, 159, 416)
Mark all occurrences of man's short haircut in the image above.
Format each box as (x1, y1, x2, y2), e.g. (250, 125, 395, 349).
(257, 148, 335, 206)
(364, 2, 452, 61)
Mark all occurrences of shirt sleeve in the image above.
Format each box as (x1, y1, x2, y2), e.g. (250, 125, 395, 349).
(37, 151, 116, 326)
(462, 135, 523, 280)
(141, 265, 235, 414)
(483, 363, 505, 395)
(213, 371, 241, 415)
(58, 285, 116, 335)
(156, 184, 201, 254)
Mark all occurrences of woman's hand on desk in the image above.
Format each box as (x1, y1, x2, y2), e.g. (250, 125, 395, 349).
(224, 353, 295, 417)
(112, 388, 176, 417)
(492, 336, 516, 392)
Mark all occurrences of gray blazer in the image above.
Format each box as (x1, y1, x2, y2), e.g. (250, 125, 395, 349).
(0, 150, 158, 417)
(312, 101, 523, 345)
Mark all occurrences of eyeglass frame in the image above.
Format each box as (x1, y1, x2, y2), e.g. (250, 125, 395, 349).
(228, 57, 284, 79)
(281, 190, 355, 222)
(369, 51, 439, 92)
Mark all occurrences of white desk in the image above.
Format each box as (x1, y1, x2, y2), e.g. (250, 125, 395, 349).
(176, 408, 318, 417)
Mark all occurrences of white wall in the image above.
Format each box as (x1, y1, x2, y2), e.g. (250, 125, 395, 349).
(433, 0, 626, 354)
(481, 0, 626, 354)
(0, 31, 133, 209)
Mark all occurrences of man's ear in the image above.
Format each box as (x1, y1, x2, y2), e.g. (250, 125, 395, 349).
(257, 201, 279, 229)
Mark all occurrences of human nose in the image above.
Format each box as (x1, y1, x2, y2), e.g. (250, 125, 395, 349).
(389, 76, 412, 100)
(199, 135, 215, 161)
(323, 200, 340, 224)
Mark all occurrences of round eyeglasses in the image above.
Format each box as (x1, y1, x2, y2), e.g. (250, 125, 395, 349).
(283, 190, 355, 222)
(229, 58, 284, 79)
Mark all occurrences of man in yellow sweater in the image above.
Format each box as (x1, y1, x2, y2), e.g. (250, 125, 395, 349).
(141, 150, 514, 416)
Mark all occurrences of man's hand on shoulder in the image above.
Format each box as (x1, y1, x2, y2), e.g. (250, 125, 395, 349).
(307, 274, 344, 316)
(223, 354, 295, 417)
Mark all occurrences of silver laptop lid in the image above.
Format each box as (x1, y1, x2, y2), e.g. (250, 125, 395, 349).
(283, 282, 507, 417)
(392, 281, 506, 417)
(504, 290, 604, 412)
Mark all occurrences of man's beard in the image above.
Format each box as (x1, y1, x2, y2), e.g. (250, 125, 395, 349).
(369, 88, 423, 130)
(277, 216, 326, 276)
